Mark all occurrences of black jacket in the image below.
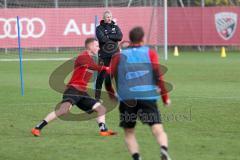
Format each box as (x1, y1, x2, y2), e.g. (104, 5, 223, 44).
(96, 20, 123, 58)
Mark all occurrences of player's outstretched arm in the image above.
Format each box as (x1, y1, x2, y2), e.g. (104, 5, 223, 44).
(149, 49, 171, 106)
(108, 53, 120, 77)
(75, 54, 108, 72)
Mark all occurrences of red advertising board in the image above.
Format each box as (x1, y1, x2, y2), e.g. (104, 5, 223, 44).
(168, 7, 240, 45)
(0, 7, 239, 48)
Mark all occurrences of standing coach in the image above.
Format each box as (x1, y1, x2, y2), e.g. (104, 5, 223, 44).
(95, 10, 123, 101)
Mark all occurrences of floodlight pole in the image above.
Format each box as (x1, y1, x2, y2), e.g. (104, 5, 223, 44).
(144, 0, 147, 6)
(179, 0, 184, 7)
(54, 0, 59, 53)
(128, 0, 133, 7)
(4, 0, 7, 8)
(105, 0, 108, 8)
(4, 0, 7, 54)
(201, 0, 205, 7)
(54, 0, 59, 8)
(164, 0, 168, 60)
(200, 0, 205, 52)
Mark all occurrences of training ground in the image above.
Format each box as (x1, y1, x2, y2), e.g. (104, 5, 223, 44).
(0, 51, 239, 160)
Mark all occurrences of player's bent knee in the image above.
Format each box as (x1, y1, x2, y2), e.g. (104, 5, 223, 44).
(124, 128, 135, 134)
(92, 102, 106, 114)
(151, 124, 165, 135)
(59, 102, 72, 115)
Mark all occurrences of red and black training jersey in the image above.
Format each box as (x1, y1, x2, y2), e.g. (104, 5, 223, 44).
(67, 51, 105, 92)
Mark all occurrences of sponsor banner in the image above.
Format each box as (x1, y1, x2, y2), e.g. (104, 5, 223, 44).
(0, 8, 161, 48)
(168, 7, 240, 45)
(0, 7, 239, 48)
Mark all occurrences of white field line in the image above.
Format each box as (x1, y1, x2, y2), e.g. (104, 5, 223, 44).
(1, 95, 239, 107)
(3, 102, 56, 106)
(172, 96, 240, 100)
(0, 58, 71, 62)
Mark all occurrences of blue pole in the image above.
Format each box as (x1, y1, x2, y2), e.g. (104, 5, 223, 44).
(94, 15, 99, 38)
(17, 16, 24, 96)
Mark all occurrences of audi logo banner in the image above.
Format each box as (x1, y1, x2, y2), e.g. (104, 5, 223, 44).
(0, 18, 46, 39)
(0, 7, 239, 48)
(0, 8, 160, 48)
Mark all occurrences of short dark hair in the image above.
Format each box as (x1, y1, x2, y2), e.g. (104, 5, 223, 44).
(129, 27, 144, 43)
(85, 37, 97, 48)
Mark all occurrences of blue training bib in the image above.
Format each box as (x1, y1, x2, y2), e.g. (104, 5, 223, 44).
(117, 46, 160, 100)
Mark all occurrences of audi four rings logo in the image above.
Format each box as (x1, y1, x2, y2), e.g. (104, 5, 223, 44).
(0, 18, 46, 39)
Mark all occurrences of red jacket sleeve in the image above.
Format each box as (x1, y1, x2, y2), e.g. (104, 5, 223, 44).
(149, 49, 169, 104)
(109, 53, 120, 77)
(75, 53, 106, 72)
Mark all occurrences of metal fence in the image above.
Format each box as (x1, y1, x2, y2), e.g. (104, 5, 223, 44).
(0, 0, 239, 53)
(0, 0, 164, 8)
(1, 0, 240, 8)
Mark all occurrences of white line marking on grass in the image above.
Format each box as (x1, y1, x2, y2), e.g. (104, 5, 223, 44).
(173, 96, 240, 100)
(2, 95, 240, 107)
(0, 58, 71, 62)
(3, 102, 56, 106)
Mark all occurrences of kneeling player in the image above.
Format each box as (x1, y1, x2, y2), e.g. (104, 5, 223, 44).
(31, 38, 116, 137)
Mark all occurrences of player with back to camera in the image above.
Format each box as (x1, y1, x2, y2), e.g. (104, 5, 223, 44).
(31, 38, 116, 137)
(95, 10, 123, 101)
(109, 27, 172, 160)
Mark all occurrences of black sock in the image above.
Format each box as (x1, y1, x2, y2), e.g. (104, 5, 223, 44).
(161, 146, 168, 151)
(132, 153, 141, 160)
(35, 120, 48, 130)
(98, 122, 108, 131)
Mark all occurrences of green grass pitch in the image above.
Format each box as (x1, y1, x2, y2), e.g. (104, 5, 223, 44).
(0, 51, 239, 160)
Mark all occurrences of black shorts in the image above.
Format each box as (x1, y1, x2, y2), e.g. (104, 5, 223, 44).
(62, 86, 98, 113)
(119, 100, 161, 128)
